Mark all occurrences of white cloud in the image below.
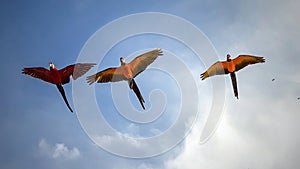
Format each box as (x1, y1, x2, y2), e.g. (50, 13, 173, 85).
(94, 131, 142, 149)
(164, 112, 278, 169)
(52, 143, 80, 160)
(136, 163, 156, 169)
(38, 138, 80, 160)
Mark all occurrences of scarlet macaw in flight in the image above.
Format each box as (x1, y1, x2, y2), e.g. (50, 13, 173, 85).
(22, 62, 96, 112)
(201, 54, 265, 99)
(87, 48, 163, 110)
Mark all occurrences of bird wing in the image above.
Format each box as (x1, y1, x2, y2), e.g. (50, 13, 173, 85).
(129, 48, 163, 77)
(230, 73, 239, 99)
(131, 79, 145, 110)
(233, 55, 265, 72)
(200, 61, 229, 80)
(59, 63, 96, 84)
(86, 67, 127, 85)
(22, 67, 55, 84)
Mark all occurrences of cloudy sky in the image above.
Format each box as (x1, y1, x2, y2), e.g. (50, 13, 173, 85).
(1, 0, 300, 168)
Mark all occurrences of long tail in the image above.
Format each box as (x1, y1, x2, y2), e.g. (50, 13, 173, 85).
(230, 73, 239, 99)
(130, 79, 145, 110)
(56, 84, 73, 112)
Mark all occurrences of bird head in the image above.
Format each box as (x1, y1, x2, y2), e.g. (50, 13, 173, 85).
(226, 54, 232, 61)
(120, 57, 126, 65)
(49, 62, 55, 70)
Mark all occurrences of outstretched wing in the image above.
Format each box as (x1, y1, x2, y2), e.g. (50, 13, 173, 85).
(200, 61, 229, 80)
(131, 79, 145, 110)
(22, 67, 55, 84)
(86, 67, 127, 85)
(233, 55, 265, 72)
(129, 48, 163, 77)
(59, 63, 96, 84)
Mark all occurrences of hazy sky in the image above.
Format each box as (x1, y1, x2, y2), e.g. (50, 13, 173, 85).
(1, 0, 299, 168)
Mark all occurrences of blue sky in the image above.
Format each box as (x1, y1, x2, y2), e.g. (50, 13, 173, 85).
(1, 0, 300, 168)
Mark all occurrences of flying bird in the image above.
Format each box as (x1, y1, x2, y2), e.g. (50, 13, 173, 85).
(22, 62, 96, 112)
(201, 54, 265, 99)
(86, 48, 163, 110)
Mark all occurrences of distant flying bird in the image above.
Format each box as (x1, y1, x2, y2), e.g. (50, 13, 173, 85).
(297, 97, 300, 100)
(22, 62, 96, 112)
(87, 48, 163, 110)
(272, 78, 275, 82)
(201, 54, 265, 99)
